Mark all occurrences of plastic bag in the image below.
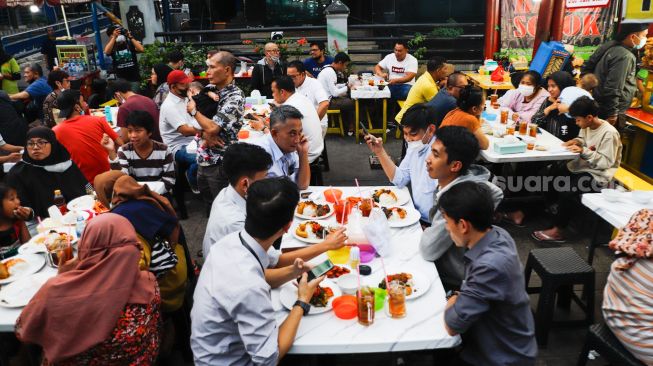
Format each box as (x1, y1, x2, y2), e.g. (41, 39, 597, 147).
(490, 65, 505, 82)
(361, 208, 392, 257)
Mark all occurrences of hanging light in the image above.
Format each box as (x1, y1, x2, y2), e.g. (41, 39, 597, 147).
(29, 5, 40, 13)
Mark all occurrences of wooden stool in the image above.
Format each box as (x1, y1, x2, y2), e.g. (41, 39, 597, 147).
(524, 247, 595, 347)
(326, 109, 344, 136)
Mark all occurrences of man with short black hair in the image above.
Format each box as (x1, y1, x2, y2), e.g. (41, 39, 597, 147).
(426, 72, 469, 127)
(419, 126, 503, 289)
(271, 76, 324, 163)
(250, 105, 310, 190)
(168, 49, 185, 70)
(374, 41, 418, 100)
(317, 52, 355, 134)
(191, 177, 325, 366)
(42, 69, 69, 128)
(440, 181, 537, 366)
(110, 79, 161, 142)
(303, 41, 334, 78)
(287, 60, 329, 134)
(365, 103, 438, 224)
(10, 63, 52, 123)
(104, 25, 144, 86)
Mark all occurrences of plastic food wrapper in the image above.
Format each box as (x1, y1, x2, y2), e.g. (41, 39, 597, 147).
(490, 65, 505, 82)
(361, 208, 392, 257)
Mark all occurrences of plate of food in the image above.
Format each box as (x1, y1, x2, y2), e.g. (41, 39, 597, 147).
(279, 279, 341, 315)
(19, 229, 76, 255)
(292, 220, 334, 244)
(295, 201, 334, 220)
(376, 270, 430, 301)
(0, 272, 53, 308)
(381, 206, 421, 228)
(66, 195, 95, 211)
(368, 187, 410, 207)
(325, 265, 351, 279)
(0, 254, 46, 285)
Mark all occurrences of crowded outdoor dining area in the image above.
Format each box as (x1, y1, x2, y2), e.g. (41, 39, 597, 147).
(0, 0, 652, 365)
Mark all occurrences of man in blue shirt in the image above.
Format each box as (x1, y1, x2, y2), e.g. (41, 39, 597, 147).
(364, 103, 437, 225)
(10, 63, 52, 123)
(303, 42, 334, 78)
(426, 72, 468, 127)
(440, 181, 537, 366)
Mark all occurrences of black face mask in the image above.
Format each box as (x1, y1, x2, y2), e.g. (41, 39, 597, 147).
(176, 88, 188, 96)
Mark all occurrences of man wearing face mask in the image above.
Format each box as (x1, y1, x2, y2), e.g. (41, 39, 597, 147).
(251, 42, 285, 98)
(104, 25, 144, 90)
(365, 104, 438, 225)
(582, 22, 649, 129)
(109, 79, 161, 142)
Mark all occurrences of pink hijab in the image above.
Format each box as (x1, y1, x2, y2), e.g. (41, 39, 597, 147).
(16, 213, 157, 362)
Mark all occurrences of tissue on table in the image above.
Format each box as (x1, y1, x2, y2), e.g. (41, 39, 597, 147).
(493, 135, 527, 154)
(361, 208, 392, 257)
(245, 89, 266, 105)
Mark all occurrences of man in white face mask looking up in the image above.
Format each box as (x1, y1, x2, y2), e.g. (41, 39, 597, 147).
(364, 104, 438, 225)
(251, 42, 285, 99)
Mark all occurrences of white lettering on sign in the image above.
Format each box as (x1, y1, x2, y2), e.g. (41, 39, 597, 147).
(566, 0, 610, 9)
(391, 66, 405, 74)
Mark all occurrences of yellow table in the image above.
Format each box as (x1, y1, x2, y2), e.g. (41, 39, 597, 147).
(462, 71, 514, 100)
(351, 87, 391, 144)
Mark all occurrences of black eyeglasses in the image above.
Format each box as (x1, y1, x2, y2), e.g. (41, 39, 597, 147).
(27, 140, 50, 149)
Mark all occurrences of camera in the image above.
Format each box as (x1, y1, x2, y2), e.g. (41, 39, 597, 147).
(271, 31, 284, 40)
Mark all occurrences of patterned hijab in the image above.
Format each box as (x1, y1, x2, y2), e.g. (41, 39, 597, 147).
(609, 209, 653, 270)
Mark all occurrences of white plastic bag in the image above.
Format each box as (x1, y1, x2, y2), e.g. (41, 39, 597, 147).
(362, 208, 392, 257)
(346, 209, 368, 244)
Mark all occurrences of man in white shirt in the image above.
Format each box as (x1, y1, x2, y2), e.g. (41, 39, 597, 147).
(159, 70, 202, 191)
(375, 41, 419, 100)
(203, 143, 347, 287)
(271, 76, 324, 163)
(287, 60, 329, 135)
(317, 52, 355, 135)
(191, 178, 324, 366)
(250, 105, 311, 189)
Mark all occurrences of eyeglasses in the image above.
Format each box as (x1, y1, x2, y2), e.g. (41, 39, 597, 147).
(267, 49, 280, 53)
(27, 140, 50, 149)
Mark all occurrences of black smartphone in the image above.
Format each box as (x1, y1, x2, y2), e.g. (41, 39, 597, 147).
(359, 121, 370, 137)
(306, 259, 334, 281)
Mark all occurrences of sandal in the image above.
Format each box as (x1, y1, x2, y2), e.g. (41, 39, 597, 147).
(531, 230, 566, 243)
(497, 211, 526, 228)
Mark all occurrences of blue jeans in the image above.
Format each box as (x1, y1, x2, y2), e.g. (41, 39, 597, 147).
(388, 84, 412, 100)
(175, 145, 198, 188)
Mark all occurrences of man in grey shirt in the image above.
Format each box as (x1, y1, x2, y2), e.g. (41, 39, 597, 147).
(440, 181, 537, 366)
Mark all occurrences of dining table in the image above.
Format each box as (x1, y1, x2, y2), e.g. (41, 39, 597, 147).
(351, 85, 391, 144)
(273, 186, 461, 354)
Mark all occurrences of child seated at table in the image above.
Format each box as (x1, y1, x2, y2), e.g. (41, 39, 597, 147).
(103, 110, 176, 192)
(440, 85, 490, 149)
(0, 183, 30, 259)
(532, 96, 622, 243)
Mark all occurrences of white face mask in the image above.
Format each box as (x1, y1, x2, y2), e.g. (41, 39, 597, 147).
(518, 84, 535, 97)
(405, 131, 431, 151)
(270, 55, 280, 63)
(635, 35, 646, 49)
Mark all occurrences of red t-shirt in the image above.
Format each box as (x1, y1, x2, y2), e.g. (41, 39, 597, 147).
(116, 94, 162, 142)
(53, 115, 120, 184)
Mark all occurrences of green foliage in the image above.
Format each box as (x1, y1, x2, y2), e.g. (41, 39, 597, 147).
(408, 19, 464, 60)
(430, 19, 464, 38)
(139, 41, 211, 86)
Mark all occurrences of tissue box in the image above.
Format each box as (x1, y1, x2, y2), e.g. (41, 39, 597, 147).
(493, 140, 527, 154)
(245, 96, 266, 105)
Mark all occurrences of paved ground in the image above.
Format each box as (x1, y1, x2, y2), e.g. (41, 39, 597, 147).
(179, 134, 615, 365)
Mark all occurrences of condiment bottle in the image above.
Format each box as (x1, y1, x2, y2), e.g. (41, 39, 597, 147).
(53, 189, 67, 215)
(349, 246, 360, 270)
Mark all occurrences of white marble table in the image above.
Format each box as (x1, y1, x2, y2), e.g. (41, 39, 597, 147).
(275, 186, 461, 354)
(581, 191, 653, 228)
(0, 266, 57, 332)
(480, 127, 578, 163)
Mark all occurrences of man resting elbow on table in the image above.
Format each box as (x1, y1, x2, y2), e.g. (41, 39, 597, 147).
(440, 182, 537, 366)
(439, 86, 489, 150)
(365, 103, 438, 225)
(203, 143, 346, 288)
(191, 178, 324, 366)
(418, 127, 503, 290)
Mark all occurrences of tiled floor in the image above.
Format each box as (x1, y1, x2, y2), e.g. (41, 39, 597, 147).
(179, 134, 615, 365)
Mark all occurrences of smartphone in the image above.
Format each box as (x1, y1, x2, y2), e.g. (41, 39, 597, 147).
(359, 121, 370, 137)
(307, 259, 334, 281)
(300, 192, 312, 199)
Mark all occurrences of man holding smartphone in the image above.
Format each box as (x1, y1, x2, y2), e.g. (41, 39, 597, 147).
(192, 178, 324, 365)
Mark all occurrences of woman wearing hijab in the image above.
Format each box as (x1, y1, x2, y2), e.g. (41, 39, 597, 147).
(16, 213, 160, 365)
(602, 209, 653, 365)
(498, 70, 550, 123)
(0, 47, 21, 94)
(151, 63, 173, 109)
(531, 71, 580, 141)
(6, 127, 89, 219)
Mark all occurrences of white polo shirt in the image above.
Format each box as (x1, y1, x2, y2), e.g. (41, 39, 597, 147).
(295, 76, 329, 130)
(283, 93, 324, 163)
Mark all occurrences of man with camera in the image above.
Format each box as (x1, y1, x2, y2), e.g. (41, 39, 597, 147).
(104, 25, 144, 90)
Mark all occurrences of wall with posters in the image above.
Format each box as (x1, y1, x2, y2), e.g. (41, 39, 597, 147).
(500, 0, 618, 60)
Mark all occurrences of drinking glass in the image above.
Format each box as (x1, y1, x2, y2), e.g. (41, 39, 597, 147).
(357, 286, 375, 326)
(387, 280, 407, 318)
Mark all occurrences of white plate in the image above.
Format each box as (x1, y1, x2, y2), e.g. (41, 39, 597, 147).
(291, 220, 333, 244)
(367, 187, 410, 207)
(19, 228, 77, 255)
(384, 206, 421, 228)
(0, 254, 46, 285)
(279, 279, 341, 315)
(295, 201, 334, 220)
(375, 269, 431, 301)
(66, 195, 95, 211)
(0, 272, 53, 308)
(61, 210, 90, 225)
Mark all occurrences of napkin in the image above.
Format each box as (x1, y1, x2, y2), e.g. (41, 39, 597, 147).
(362, 208, 392, 257)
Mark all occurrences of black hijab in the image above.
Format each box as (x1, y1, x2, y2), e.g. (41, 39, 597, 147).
(23, 127, 71, 168)
(153, 63, 173, 88)
(547, 71, 575, 93)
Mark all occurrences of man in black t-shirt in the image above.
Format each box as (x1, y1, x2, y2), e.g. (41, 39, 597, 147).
(103, 25, 144, 87)
(41, 27, 58, 71)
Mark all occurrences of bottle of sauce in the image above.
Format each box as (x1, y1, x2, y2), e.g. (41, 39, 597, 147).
(349, 246, 360, 271)
(53, 190, 67, 215)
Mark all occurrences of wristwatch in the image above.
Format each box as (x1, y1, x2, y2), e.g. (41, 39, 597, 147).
(293, 300, 310, 316)
(190, 108, 197, 117)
